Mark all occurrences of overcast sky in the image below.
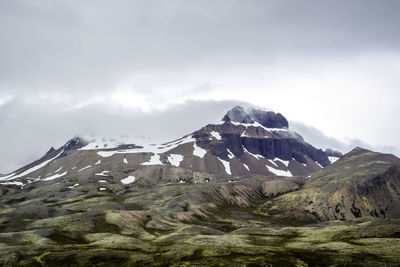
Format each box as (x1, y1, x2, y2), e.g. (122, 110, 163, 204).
(1, 0, 400, 173)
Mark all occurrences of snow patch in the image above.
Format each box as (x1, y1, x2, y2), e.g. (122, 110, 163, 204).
(54, 167, 63, 173)
(97, 151, 117, 157)
(231, 121, 288, 133)
(329, 156, 340, 164)
(243, 147, 263, 160)
(78, 165, 91, 172)
(227, 149, 235, 159)
(193, 143, 207, 158)
(95, 171, 109, 176)
(243, 163, 250, 171)
(168, 154, 184, 167)
(96, 135, 196, 157)
(99, 187, 107, 191)
(95, 160, 101, 165)
(68, 183, 79, 189)
(266, 166, 292, 177)
(268, 160, 279, 168)
(210, 131, 221, 140)
(123, 158, 128, 164)
(142, 154, 163, 165)
(274, 158, 290, 167)
(98, 180, 107, 183)
(0, 181, 24, 187)
(121, 175, 135, 184)
(43, 171, 68, 181)
(218, 158, 231, 175)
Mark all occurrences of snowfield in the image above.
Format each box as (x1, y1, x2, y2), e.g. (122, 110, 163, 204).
(167, 154, 184, 167)
(121, 176, 136, 184)
(193, 143, 207, 158)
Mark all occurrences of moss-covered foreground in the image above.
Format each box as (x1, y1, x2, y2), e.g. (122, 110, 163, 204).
(1, 175, 400, 266)
(1, 217, 400, 266)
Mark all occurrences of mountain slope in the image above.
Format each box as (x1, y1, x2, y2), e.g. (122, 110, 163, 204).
(260, 147, 400, 222)
(2, 107, 400, 266)
(0, 106, 339, 189)
(0, 149, 399, 266)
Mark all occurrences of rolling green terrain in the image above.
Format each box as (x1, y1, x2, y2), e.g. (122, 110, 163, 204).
(1, 148, 400, 266)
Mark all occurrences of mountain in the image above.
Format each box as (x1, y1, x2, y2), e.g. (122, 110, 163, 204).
(260, 147, 400, 223)
(2, 106, 400, 266)
(0, 106, 338, 188)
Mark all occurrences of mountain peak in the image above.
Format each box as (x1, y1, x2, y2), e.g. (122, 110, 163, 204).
(222, 105, 254, 124)
(222, 106, 289, 129)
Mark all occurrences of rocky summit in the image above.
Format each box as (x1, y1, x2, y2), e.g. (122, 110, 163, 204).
(0, 106, 399, 266)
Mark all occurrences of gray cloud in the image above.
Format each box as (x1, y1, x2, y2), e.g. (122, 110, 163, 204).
(1, 0, 400, 94)
(290, 121, 400, 156)
(1, 1, 400, 173)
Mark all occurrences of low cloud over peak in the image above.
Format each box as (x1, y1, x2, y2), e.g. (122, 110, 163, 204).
(1, 99, 398, 174)
(1, 1, 400, 172)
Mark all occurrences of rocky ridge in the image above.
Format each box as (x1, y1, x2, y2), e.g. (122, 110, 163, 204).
(0, 106, 338, 189)
(1, 107, 400, 266)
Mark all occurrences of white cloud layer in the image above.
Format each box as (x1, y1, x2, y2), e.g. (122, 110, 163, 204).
(1, 0, 400, 172)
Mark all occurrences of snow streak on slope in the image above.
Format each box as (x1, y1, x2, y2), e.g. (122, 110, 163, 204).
(218, 158, 231, 175)
(243, 148, 263, 160)
(231, 121, 288, 133)
(0, 180, 24, 187)
(95, 171, 109, 176)
(243, 163, 250, 171)
(43, 171, 68, 181)
(78, 165, 91, 172)
(95, 135, 195, 158)
(227, 149, 235, 159)
(0, 173, 16, 181)
(266, 166, 292, 177)
(4, 150, 64, 180)
(274, 158, 290, 167)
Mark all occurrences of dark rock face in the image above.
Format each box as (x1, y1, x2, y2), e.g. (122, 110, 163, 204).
(222, 106, 254, 124)
(59, 137, 88, 158)
(325, 148, 343, 158)
(241, 136, 329, 166)
(194, 121, 330, 167)
(216, 106, 329, 166)
(249, 109, 289, 129)
(45, 147, 56, 156)
(222, 106, 289, 129)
